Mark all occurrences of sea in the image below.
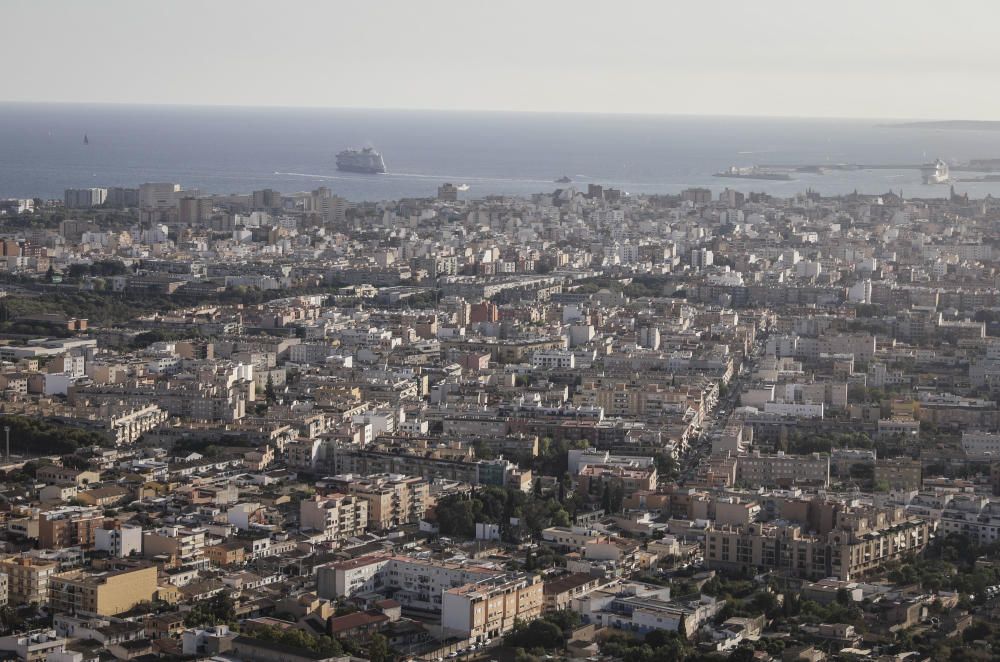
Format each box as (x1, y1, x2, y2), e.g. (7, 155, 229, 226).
(4, 102, 1000, 202)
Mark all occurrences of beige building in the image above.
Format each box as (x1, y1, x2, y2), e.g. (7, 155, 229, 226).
(48, 562, 158, 616)
(143, 526, 207, 563)
(542, 572, 604, 611)
(735, 451, 829, 488)
(574, 380, 703, 418)
(299, 494, 368, 542)
(874, 457, 922, 491)
(442, 574, 544, 642)
(204, 542, 246, 567)
(36, 466, 100, 487)
(324, 474, 429, 531)
(705, 508, 929, 581)
(577, 464, 657, 496)
(0, 557, 59, 606)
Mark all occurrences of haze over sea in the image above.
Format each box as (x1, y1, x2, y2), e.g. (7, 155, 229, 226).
(5, 102, 1000, 202)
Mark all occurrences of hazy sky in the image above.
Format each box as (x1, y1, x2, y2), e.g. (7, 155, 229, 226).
(4, 0, 997, 120)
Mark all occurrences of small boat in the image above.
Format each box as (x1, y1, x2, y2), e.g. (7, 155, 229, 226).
(83, 134, 89, 145)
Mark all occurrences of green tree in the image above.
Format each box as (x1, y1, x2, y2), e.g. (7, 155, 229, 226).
(265, 373, 277, 403)
(505, 619, 566, 650)
(729, 644, 756, 662)
(600, 484, 612, 511)
(367, 633, 389, 662)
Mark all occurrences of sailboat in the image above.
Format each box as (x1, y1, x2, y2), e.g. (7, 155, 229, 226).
(83, 134, 89, 145)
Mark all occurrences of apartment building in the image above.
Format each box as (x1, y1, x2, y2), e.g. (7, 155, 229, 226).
(874, 457, 922, 491)
(735, 451, 830, 488)
(318, 555, 503, 610)
(441, 573, 543, 641)
(35, 466, 101, 488)
(0, 629, 68, 662)
(38, 506, 103, 550)
(705, 508, 929, 580)
(299, 494, 369, 542)
(48, 563, 158, 616)
(575, 380, 697, 418)
(577, 464, 658, 497)
(962, 430, 1000, 459)
(334, 447, 480, 484)
(204, 542, 246, 567)
(322, 474, 429, 531)
(0, 557, 59, 606)
(939, 496, 1000, 544)
(317, 555, 539, 642)
(142, 526, 207, 563)
(541, 527, 605, 552)
(94, 522, 143, 558)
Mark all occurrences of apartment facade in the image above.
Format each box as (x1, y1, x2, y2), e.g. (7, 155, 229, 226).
(874, 457, 922, 491)
(38, 507, 103, 550)
(317, 555, 504, 611)
(317, 554, 539, 642)
(705, 509, 929, 581)
(142, 526, 207, 563)
(441, 574, 544, 641)
(0, 557, 59, 606)
(577, 464, 658, 496)
(324, 474, 429, 531)
(48, 563, 158, 616)
(735, 451, 830, 488)
(299, 494, 369, 542)
(94, 523, 143, 558)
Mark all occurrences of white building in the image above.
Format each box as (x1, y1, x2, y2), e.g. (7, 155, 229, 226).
(762, 402, 824, 419)
(95, 524, 143, 558)
(299, 494, 368, 542)
(962, 430, 1000, 459)
(531, 349, 575, 369)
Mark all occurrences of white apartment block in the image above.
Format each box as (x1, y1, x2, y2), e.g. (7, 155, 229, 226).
(962, 430, 1000, 459)
(531, 349, 575, 369)
(95, 524, 143, 558)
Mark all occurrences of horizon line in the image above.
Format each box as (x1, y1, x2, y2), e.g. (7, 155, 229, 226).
(0, 98, 954, 125)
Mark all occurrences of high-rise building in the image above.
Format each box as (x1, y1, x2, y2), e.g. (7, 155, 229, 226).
(691, 247, 714, 269)
(106, 187, 140, 207)
(251, 189, 281, 210)
(309, 187, 348, 223)
(64, 188, 108, 209)
(437, 183, 459, 202)
(178, 196, 214, 225)
(138, 182, 181, 209)
(681, 187, 712, 204)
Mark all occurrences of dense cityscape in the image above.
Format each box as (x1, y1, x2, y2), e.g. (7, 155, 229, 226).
(0, 176, 994, 662)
